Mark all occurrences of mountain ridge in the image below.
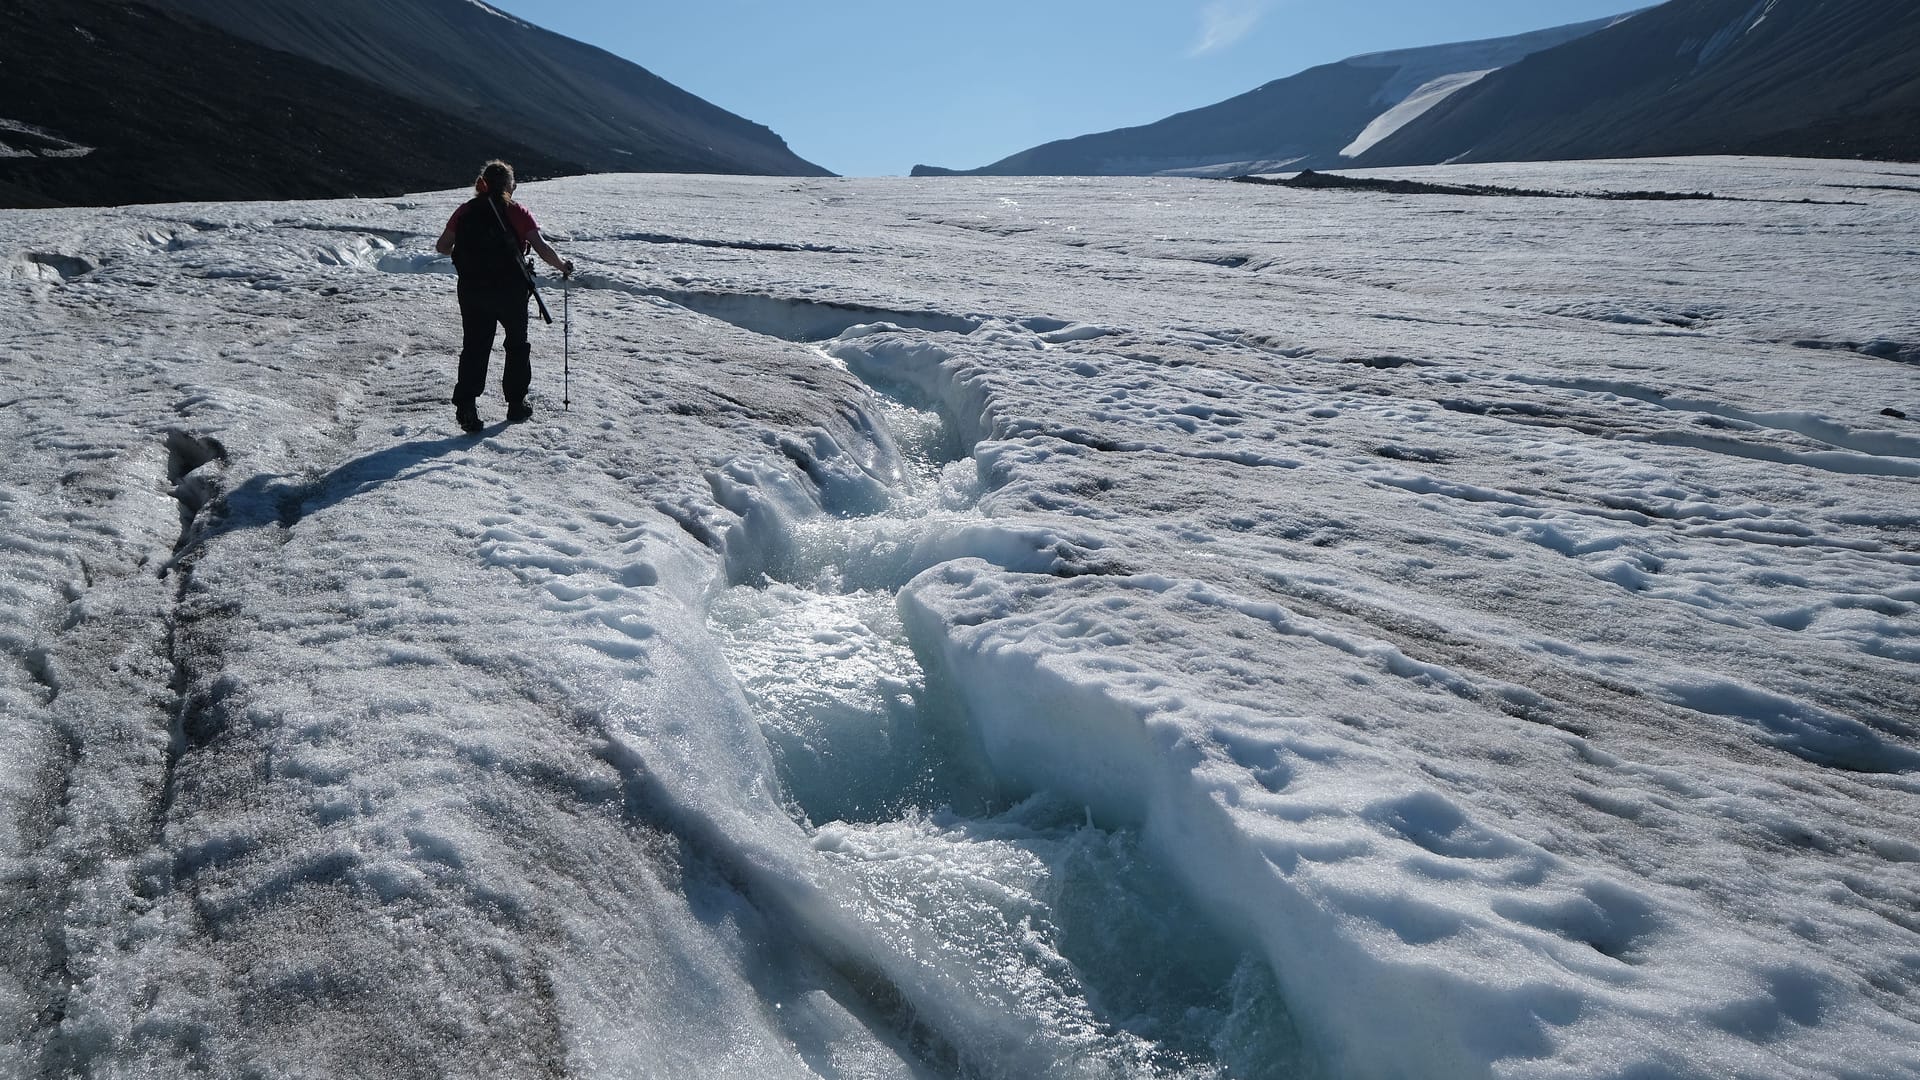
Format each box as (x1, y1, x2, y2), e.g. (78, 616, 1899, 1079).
(910, 15, 1623, 178)
(138, 0, 830, 178)
(0, 0, 828, 209)
(1353, 0, 1920, 166)
(0, 0, 578, 209)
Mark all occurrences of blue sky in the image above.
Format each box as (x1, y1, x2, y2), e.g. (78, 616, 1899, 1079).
(485, 1, 1639, 177)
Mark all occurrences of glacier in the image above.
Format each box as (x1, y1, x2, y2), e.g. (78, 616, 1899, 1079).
(1, 157, 1917, 1079)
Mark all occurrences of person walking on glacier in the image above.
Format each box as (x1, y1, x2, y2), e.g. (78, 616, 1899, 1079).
(435, 159, 573, 433)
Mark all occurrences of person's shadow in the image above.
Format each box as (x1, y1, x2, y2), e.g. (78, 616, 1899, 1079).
(193, 429, 490, 552)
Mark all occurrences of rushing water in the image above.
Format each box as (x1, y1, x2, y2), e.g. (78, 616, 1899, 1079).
(705, 373, 1312, 1078)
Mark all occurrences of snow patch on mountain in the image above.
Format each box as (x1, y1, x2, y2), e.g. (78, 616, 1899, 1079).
(0, 119, 94, 159)
(1696, 0, 1778, 67)
(457, 0, 533, 28)
(1346, 14, 1625, 107)
(1329, 14, 1632, 167)
(1155, 156, 1313, 179)
(1749, 0, 1785, 30)
(1340, 70, 1493, 159)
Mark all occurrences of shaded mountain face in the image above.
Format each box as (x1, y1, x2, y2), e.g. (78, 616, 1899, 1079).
(1355, 0, 1920, 166)
(910, 16, 1620, 178)
(140, 0, 830, 178)
(0, 0, 827, 208)
(0, 0, 576, 208)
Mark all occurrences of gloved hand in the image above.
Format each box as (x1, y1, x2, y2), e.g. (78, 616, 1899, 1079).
(561, 259, 576, 279)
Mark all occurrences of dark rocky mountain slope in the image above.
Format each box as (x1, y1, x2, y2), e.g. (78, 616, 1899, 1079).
(911, 16, 1620, 178)
(1, 0, 825, 209)
(1355, 0, 1920, 165)
(0, 0, 575, 208)
(140, 0, 828, 178)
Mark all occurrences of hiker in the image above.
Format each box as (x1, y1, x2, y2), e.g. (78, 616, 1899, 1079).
(435, 159, 573, 432)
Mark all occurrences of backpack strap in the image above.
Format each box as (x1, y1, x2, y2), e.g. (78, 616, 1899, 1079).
(481, 197, 535, 290)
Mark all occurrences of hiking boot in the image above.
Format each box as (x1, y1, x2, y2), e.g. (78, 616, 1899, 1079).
(506, 399, 533, 423)
(456, 400, 482, 433)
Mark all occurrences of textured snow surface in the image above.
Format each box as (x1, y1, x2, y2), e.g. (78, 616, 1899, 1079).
(1, 158, 1916, 1079)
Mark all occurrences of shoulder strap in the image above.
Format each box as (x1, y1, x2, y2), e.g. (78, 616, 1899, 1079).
(480, 197, 514, 243)
(480, 196, 534, 286)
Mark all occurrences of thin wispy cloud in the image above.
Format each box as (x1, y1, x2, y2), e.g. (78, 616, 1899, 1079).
(1187, 0, 1271, 57)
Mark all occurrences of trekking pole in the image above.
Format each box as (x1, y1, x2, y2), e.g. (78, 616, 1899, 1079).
(563, 281, 571, 411)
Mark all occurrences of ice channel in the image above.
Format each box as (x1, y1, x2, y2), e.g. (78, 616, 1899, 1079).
(696, 311, 1318, 1078)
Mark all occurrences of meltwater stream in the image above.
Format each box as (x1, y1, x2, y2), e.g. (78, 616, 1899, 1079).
(705, 341, 1312, 1079)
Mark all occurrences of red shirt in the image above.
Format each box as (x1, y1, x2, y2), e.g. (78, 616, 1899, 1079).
(446, 199, 539, 253)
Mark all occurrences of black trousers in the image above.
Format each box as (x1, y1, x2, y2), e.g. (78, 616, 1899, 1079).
(455, 283, 531, 405)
